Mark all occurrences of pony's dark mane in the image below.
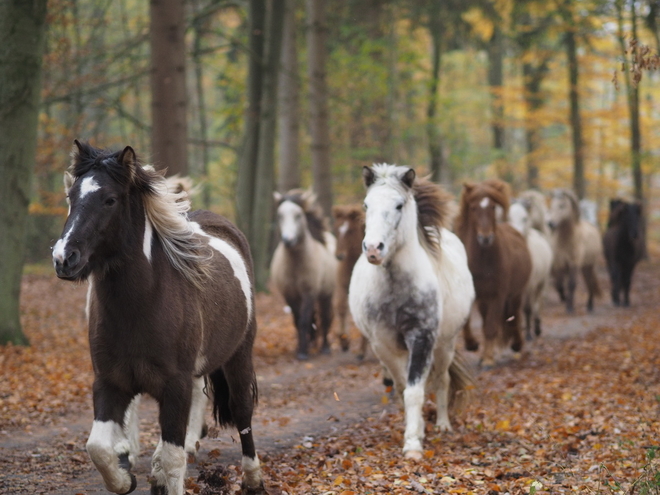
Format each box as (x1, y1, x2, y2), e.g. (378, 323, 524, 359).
(69, 141, 211, 288)
(333, 204, 364, 224)
(456, 178, 511, 239)
(608, 198, 642, 227)
(412, 177, 454, 252)
(278, 189, 328, 245)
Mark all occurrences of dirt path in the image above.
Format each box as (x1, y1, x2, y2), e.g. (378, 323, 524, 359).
(0, 262, 654, 494)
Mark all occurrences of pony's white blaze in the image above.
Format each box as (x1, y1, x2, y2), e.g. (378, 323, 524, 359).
(338, 220, 350, 237)
(480, 197, 490, 208)
(277, 200, 305, 244)
(142, 217, 153, 262)
(190, 222, 253, 319)
(52, 218, 77, 264)
(86, 420, 134, 493)
(79, 176, 101, 198)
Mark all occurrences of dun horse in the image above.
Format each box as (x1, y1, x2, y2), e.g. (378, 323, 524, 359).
(52, 142, 264, 495)
(270, 189, 337, 360)
(518, 189, 551, 238)
(548, 189, 602, 312)
(332, 204, 369, 359)
(349, 164, 475, 459)
(456, 180, 532, 367)
(603, 199, 645, 306)
(508, 202, 553, 340)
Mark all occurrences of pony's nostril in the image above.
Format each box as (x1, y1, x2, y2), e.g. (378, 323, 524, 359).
(362, 241, 367, 252)
(64, 249, 80, 268)
(377, 242, 384, 251)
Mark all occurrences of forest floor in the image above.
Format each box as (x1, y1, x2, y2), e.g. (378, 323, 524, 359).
(1, 258, 659, 495)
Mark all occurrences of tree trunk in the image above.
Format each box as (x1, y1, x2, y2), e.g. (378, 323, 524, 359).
(236, 0, 266, 239)
(251, 1, 286, 291)
(0, 0, 48, 345)
(150, 0, 188, 176)
(277, 0, 301, 193)
(426, 2, 446, 183)
(488, 27, 505, 153)
(192, 0, 211, 208)
(565, 25, 585, 199)
(306, 0, 333, 217)
(523, 59, 550, 189)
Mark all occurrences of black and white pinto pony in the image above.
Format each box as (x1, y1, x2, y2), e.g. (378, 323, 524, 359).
(52, 141, 265, 495)
(270, 189, 337, 360)
(603, 198, 645, 306)
(349, 164, 474, 459)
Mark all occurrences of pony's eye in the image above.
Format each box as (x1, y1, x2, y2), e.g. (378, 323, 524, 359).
(396, 203, 403, 211)
(363, 203, 368, 211)
(105, 197, 117, 207)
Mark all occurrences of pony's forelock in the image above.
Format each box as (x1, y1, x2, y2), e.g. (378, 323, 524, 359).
(277, 188, 328, 245)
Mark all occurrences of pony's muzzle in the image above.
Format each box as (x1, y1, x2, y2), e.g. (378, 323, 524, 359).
(53, 248, 81, 278)
(336, 252, 346, 261)
(363, 241, 385, 265)
(476, 233, 494, 247)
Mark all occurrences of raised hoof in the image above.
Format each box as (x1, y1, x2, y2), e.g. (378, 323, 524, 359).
(241, 480, 267, 495)
(296, 351, 309, 361)
(464, 340, 479, 352)
(404, 450, 423, 460)
(339, 334, 350, 352)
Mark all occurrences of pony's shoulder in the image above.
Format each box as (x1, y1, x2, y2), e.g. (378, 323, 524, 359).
(188, 210, 251, 259)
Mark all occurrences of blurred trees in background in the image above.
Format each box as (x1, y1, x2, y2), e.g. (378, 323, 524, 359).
(19, 0, 660, 281)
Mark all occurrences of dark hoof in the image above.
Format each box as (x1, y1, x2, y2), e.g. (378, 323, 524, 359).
(510, 340, 523, 353)
(320, 345, 331, 355)
(150, 484, 166, 495)
(296, 352, 309, 361)
(339, 335, 350, 352)
(383, 376, 394, 388)
(123, 474, 137, 495)
(586, 304, 594, 313)
(623, 301, 630, 308)
(465, 341, 479, 352)
(356, 353, 365, 362)
(525, 333, 533, 342)
(241, 480, 267, 495)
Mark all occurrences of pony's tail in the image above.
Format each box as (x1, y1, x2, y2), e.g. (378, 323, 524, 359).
(208, 368, 234, 428)
(448, 351, 476, 414)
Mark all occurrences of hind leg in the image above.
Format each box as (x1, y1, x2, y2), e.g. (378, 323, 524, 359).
(86, 381, 138, 494)
(358, 334, 370, 361)
(427, 343, 455, 431)
(462, 302, 479, 351)
(318, 293, 333, 355)
(184, 376, 208, 462)
(581, 265, 598, 312)
(296, 295, 315, 360)
(565, 266, 577, 313)
(334, 286, 351, 352)
(621, 264, 634, 307)
(523, 299, 533, 341)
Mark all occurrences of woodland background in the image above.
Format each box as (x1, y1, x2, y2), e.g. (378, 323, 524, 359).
(3, 0, 660, 343)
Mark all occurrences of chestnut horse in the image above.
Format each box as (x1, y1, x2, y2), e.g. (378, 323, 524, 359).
(456, 179, 532, 367)
(331, 204, 369, 359)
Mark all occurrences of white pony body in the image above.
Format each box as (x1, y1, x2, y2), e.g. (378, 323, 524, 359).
(508, 202, 553, 340)
(348, 164, 474, 459)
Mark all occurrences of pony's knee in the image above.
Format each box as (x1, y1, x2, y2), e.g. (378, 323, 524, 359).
(151, 441, 187, 495)
(86, 420, 136, 494)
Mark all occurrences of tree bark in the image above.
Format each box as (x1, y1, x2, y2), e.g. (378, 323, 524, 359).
(150, 0, 188, 176)
(192, 0, 211, 208)
(0, 0, 48, 345)
(251, 1, 286, 291)
(523, 59, 550, 189)
(306, 0, 333, 217)
(236, 0, 266, 239)
(426, 1, 446, 183)
(277, 0, 301, 193)
(487, 27, 505, 153)
(564, 23, 585, 199)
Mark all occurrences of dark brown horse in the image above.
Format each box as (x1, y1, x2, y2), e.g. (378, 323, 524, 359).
(331, 204, 369, 359)
(603, 198, 645, 307)
(456, 179, 532, 367)
(52, 141, 264, 495)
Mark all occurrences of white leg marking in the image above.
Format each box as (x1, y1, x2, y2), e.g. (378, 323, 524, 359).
(151, 441, 187, 495)
(184, 377, 208, 457)
(190, 222, 253, 319)
(403, 382, 426, 456)
(143, 217, 153, 262)
(242, 455, 263, 489)
(123, 395, 141, 467)
(86, 420, 133, 493)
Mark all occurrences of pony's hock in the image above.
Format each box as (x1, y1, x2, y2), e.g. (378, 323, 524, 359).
(53, 141, 264, 495)
(349, 164, 475, 458)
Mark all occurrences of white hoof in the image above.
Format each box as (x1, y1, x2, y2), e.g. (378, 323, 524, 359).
(404, 450, 423, 460)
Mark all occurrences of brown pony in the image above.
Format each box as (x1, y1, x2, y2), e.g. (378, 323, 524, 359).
(456, 179, 532, 367)
(331, 204, 369, 359)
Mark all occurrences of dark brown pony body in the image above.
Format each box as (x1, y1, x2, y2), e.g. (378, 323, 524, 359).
(331, 204, 369, 358)
(53, 142, 264, 494)
(603, 199, 645, 306)
(456, 179, 532, 367)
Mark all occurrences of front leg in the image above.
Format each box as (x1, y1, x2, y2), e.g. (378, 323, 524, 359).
(481, 299, 503, 368)
(150, 375, 192, 495)
(318, 293, 333, 355)
(86, 381, 137, 494)
(295, 294, 315, 360)
(565, 265, 578, 313)
(184, 376, 208, 462)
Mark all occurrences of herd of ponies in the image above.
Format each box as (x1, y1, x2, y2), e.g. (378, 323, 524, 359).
(52, 142, 646, 493)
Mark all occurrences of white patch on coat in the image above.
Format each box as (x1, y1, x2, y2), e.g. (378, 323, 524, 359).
(190, 222, 253, 319)
(52, 218, 77, 264)
(143, 217, 153, 262)
(86, 420, 134, 493)
(79, 176, 101, 198)
(479, 197, 490, 208)
(85, 275, 94, 321)
(184, 377, 208, 457)
(338, 221, 349, 238)
(242, 455, 263, 488)
(150, 441, 187, 495)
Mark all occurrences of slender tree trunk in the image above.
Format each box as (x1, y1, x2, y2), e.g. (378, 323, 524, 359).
(523, 59, 549, 189)
(192, 0, 211, 208)
(236, 0, 266, 239)
(277, 0, 300, 193)
(0, 0, 48, 345)
(488, 27, 505, 153)
(565, 25, 585, 199)
(426, 2, 445, 183)
(150, 0, 188, 176)
(306, 0, 333, 217)
(252, 1, 286, 291)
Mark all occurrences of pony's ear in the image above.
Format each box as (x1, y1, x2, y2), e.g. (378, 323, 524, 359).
(118, 146, 137, 182)
(401, 168, 415, 188)
(63, 171, 74, 196)
(331, 205, 341, 218)
(273, 191, 283, 203)
(362, 166, 375, 188)
(70, 139, 85, 167)
(462, 182, 475, 194)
